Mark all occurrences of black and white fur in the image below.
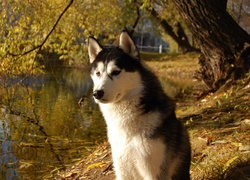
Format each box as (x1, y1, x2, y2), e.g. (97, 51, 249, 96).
(88, 31, 191, 180)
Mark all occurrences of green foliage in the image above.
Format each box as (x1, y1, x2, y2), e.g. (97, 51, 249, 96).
(0, 0, 196, 75)
(0, 0, 140, 75)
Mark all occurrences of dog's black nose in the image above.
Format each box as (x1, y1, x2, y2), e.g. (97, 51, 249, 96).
(93, 90, 104, 99)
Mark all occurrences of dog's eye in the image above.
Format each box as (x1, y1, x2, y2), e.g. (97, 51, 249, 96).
(96, 72, 101, 77)
(111, 70, 121, 76)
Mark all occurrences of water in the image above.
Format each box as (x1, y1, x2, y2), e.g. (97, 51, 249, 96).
(0, 68, 106, 179)
(0, 67, 195, 179)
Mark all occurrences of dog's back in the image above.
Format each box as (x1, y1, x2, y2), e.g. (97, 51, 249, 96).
(88, 31, 191, 180)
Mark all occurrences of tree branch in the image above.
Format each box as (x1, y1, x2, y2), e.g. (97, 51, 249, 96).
(8, 0, 74, 57)
(130, 1, 141, 35)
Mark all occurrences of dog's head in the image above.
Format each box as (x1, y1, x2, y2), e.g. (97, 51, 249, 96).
(88, 31, 143, 104)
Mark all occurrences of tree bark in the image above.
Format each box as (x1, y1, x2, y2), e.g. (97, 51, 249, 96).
(171, 0, 250, 90)
(149, 8, 196, 53)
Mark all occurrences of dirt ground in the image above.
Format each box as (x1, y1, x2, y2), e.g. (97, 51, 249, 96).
(56, 54, 250, 180)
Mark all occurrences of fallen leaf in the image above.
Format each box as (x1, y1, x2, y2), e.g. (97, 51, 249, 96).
(239, 145, 250, 152)
(223, 156, 239, 172)
(86, 162, 105, 171)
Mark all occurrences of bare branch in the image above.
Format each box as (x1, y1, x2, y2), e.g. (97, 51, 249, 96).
(130, 1, 141, 35)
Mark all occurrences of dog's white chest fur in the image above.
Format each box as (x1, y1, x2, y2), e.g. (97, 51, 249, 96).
(100, 100, 166, 180)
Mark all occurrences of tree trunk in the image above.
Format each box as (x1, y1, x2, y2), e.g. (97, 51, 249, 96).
(171, 0, 250, 90)
(149, 8, 196, 53)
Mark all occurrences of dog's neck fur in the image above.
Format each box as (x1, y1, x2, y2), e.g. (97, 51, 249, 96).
(99, 86, 142, 126)
(98, 84, 162, 139)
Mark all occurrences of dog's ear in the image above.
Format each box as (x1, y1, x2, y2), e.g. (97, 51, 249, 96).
(88, 37, 103, 64)
(119, 31, 139, 59)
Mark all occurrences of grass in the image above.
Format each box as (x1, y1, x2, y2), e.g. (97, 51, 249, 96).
(56, 52, 250, 180)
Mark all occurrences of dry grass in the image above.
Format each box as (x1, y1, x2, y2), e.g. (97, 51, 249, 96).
(56, 53, 250, 180)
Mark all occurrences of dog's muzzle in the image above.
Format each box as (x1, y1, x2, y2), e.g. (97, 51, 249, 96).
(93, 90, 104, 100)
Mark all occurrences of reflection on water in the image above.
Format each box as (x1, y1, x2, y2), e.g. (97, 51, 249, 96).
(0, 67, 196, 179)
(0, 68, 106, 179)
(0, 117, 19, 179)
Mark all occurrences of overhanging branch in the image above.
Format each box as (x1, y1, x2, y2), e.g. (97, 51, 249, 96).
(8, 0, 74, 57)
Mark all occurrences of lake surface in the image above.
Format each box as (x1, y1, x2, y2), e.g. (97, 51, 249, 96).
(0, 68, 106, 179)
(0, 67, 194, 179)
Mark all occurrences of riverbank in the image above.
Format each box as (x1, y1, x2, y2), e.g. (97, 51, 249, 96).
(56, 52, 250, 180)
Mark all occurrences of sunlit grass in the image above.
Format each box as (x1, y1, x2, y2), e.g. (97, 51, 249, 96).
(144, 52, 201, 100)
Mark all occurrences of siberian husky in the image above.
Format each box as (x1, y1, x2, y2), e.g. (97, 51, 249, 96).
(88, 31, 191, 180)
